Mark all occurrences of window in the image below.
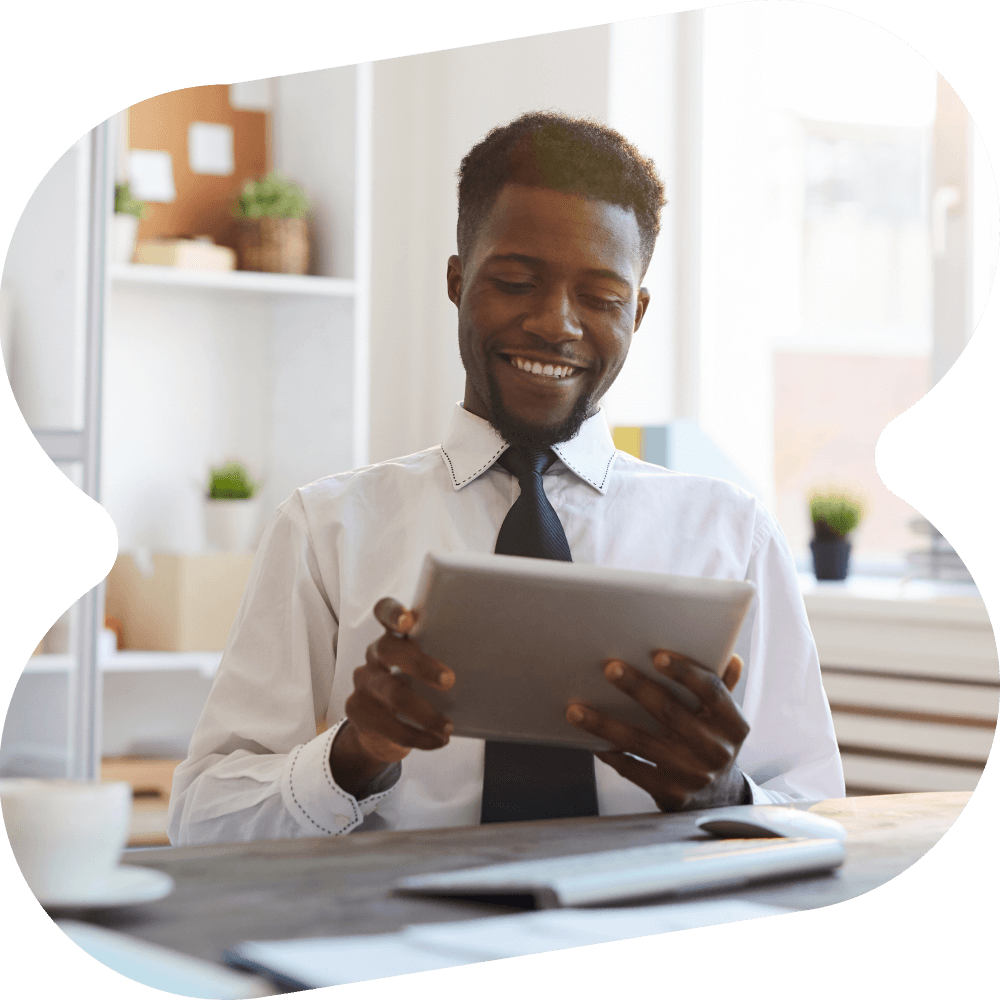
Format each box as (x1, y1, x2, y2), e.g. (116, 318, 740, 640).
(700, 1, 995, 570)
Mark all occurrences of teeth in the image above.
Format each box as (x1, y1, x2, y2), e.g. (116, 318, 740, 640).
(509, 356, 575, 378)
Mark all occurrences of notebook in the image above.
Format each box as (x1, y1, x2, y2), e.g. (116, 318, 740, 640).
(394, 836, 844, 908)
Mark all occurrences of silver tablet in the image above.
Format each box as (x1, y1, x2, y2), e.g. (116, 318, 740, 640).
(408, 551, 755, 752)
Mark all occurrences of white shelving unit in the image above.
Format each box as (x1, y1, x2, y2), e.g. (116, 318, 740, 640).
(109, 263, 356, 298)
(23, 651, 222, 678)
(4, 64, 372, 782)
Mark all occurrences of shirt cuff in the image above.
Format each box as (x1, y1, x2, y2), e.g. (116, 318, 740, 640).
(280, 719, 400, 836)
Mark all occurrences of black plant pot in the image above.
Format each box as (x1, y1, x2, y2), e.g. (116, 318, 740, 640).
(811, 537, 851, 580)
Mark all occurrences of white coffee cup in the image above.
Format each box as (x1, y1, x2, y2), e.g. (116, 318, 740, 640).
(1, 779, 132, 902)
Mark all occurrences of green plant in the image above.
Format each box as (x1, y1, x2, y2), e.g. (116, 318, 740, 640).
(208, 461, 260, 500)
(115, 182, 146, 218)
(809, 491, 865, 540)
(233, 171, 310, 220)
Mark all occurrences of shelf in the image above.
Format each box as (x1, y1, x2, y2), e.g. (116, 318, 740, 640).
(798, 574, 988, 626)
(109, 263, 355, 297)
(24, 651, 222, 678)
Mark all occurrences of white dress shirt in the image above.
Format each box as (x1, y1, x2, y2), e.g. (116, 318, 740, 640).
(168, 404, 844, 846)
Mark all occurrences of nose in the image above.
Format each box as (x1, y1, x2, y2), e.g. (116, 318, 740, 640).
(521, 284, 583, 344)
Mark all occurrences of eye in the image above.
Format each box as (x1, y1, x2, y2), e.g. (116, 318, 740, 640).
(492, 278, 535, 293)
(581, 295, 624, 312)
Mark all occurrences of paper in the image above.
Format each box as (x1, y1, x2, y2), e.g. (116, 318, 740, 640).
(188, 122, 235, 176)
(231, 900, 791, 987)
(232, 933, 473, 988)
(128, 149, 176, 203)
(59, 921, 272, 998)
(229, 79, 273, 111)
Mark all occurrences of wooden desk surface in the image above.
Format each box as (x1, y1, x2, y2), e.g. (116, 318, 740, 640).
(64, 791, 971, 973)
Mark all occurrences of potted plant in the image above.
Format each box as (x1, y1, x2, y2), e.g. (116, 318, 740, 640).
(233, 171, 311, 274)
(809, 491, 866, 581)
(204, 461, 263, 553)
(112, 183, 146, 265)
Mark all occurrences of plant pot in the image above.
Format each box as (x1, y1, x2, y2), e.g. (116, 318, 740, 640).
(811, 537, 851, 581)
(236, 217, 309, 274)
(204, 497, 262, 553)
(111, 213, 140, 265)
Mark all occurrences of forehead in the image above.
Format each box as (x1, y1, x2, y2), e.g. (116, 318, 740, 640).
(472, 184, 644, 283)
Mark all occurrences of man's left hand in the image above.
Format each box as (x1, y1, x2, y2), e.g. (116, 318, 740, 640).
(565, 651, 750, 811)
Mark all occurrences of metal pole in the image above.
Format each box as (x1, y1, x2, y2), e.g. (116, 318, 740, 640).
(67, 120, 109, 782)
(674, 9, 703, 423)
(931, 74, 971, 386)
(353, 62, 373, 470)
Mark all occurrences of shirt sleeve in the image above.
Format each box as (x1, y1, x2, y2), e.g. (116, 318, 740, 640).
(734, 506, 846, 803)
(166, 501, 400, 846)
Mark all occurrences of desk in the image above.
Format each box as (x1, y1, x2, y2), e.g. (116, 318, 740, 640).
(63, 791, 970, 981)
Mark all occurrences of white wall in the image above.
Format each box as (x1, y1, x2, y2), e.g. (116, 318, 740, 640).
(365, 16, 704, 464)
(601, 15, 677, 428)
(272, 67, 356, 280)
(3, 137, 89, 429)
(699, 6, 785, 509)
(368, 25, 626, 464)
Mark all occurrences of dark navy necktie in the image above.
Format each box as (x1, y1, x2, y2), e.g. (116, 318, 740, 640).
(479, 445, 599, 824)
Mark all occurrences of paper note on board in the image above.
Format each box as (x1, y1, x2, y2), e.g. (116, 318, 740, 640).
(128, 149, 176, 203)
(188, 122, 235, 176)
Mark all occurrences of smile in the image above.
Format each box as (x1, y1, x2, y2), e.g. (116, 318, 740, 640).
(505, 355, 580, 379)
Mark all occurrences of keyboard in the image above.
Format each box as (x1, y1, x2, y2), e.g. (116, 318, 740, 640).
(395, 836, 844, 908)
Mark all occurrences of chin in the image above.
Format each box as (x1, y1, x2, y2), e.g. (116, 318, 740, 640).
(487, 393, 593, 451)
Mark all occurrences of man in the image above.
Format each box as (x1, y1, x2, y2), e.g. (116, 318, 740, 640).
(168, 112, 843, 846)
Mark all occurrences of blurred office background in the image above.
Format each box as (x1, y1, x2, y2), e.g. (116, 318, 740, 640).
(2, 2, 997, 841)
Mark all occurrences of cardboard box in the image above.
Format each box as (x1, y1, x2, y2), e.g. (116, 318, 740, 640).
(134, 238, 236, 271)
(102, 757, 180, 847)
(104, 552, 255, 651)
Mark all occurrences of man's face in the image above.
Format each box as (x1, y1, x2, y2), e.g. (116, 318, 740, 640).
(448, 183, 650, 449)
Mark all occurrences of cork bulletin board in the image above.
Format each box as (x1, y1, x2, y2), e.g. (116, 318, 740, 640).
(128, 85, 269, 250)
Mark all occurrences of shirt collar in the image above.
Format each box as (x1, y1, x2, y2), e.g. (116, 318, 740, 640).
(440, 403, 616, 495)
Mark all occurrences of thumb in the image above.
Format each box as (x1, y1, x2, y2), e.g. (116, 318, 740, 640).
(722, 653, 744, 692)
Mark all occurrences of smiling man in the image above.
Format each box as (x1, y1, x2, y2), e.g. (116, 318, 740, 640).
(168, 113, 844, 845)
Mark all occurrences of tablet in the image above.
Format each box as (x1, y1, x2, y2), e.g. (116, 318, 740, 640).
(408, 551, 755, 752)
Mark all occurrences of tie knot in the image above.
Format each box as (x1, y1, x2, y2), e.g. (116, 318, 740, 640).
(497, 446, 552, 480)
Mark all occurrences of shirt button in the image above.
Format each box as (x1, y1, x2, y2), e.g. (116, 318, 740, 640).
(334, 814, 350, 826)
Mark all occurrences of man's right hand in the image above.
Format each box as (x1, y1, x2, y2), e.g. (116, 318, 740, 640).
(329, 597, 455, 799)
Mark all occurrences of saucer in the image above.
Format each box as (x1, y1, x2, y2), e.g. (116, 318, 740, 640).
(39, 865, 175, 908)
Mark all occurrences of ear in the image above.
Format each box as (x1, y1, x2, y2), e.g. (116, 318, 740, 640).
(633, 287, 651, 333)
(447, 255, 463, 308)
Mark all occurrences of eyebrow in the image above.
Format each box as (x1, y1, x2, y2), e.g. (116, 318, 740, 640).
(485, 254, 632, 288)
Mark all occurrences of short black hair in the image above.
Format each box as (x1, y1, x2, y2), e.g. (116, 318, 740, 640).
(456, 111, 666, 275)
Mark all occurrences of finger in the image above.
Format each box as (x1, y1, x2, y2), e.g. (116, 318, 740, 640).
(346, 688, 448, 752)
(368, 633, 455, 690)
(721, 654, 744, 692)
(604, 659, 706, 741)
(565, 702, 714, 783)
(365, 668, 453, 738)
(651, 651, 750, 745)
(373, 597, 419, 635)
(594, 750, 706, 811)
(592, 660, 733, 768)
(644, 653, 702, 711)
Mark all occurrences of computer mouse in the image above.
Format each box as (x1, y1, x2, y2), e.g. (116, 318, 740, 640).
(695, 805, 847, 841)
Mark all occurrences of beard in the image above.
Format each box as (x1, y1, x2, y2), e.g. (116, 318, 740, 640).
(478, 353, 595, 453)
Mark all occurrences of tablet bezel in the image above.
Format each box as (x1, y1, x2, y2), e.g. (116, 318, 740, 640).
(407, 551, 756, 751)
